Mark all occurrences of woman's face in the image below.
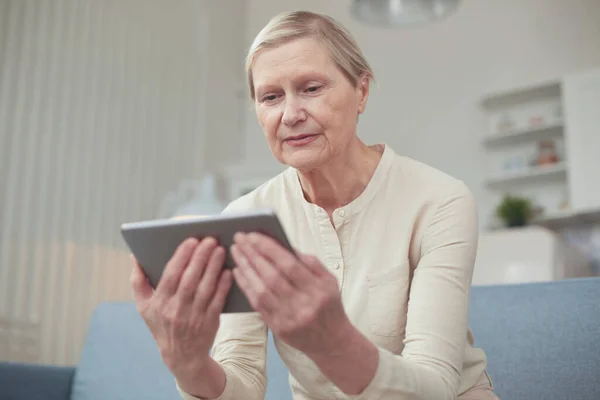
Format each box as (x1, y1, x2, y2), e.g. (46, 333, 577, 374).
(251, 37, 369, 170)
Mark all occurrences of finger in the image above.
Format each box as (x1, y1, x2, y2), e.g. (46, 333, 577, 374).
(130, 256, 153, 305)
(233, 265, 302, 330)
(193, 245, 226, 311)
(241, 232, 314, 286)
(176, 237, 218, 302)
(295, 252, 328, 277)
(206, 269, 233, 320)
(231, 245, 278, 314)
(231, 267, 263, 315)
(235, 237, 295, 297)
(156, 237, 199, 296)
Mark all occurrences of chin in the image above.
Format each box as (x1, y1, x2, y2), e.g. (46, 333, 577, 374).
(280, 147, 329, 171)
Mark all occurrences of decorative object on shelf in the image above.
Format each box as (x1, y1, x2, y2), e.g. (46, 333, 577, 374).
(496, 194, 534, 227)
(496, 113, 515, 133)
(158, 173, 224, 218)
(559, 199, 570, 211)
(503, 154, 526, 172)
(535, 139, 559, 166)
(350, 0, 461, 28)
(529, 114, 545, 127)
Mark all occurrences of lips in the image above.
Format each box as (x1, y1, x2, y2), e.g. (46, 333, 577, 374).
(283, 133, 319, 147)
(285, 134, 317, 141)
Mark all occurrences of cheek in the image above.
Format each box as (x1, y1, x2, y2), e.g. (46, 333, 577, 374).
(311, 95, 357, 135)
(256, 108, 279, 141)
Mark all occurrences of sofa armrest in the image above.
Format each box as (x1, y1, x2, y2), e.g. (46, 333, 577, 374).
(0, 362, 75, 400)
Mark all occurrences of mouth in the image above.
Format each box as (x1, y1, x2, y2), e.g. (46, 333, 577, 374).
(285, 134, 318, 141)
(283, 134, 319, 147)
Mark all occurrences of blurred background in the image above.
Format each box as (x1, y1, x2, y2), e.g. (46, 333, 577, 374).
(0, 0, 599, 368)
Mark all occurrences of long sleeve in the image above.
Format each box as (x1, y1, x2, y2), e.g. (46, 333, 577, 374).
(177, 311, 268, 400)
(350, 182, 479, 400)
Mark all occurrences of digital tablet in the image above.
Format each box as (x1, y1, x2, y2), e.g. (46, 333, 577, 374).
(120, 208, 294, 313)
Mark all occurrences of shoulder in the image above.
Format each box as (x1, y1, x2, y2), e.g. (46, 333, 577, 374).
(390, 154, 472, 202)
(222, 167, 296, 214)
(381, 148, 477, 239)
(382, 151, 479, 267)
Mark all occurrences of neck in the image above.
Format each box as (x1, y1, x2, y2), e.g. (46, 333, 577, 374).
(297, 139, 383, 213)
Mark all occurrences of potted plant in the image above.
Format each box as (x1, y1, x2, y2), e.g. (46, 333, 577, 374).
(496, 194, 533, 227)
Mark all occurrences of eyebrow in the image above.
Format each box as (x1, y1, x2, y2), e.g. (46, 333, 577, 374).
(255, 71, 330, 96)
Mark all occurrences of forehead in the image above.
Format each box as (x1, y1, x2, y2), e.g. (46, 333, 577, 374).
(252, 37, 338, 87)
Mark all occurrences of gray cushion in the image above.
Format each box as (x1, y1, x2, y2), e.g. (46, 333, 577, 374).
(70, 302, 293, 400)
(70, 302, 180, 400)
(265, 330, 292, 399)
(0, 362, 74, 400)
(71, 277, 600, 400)
(469, 277, 600, 400)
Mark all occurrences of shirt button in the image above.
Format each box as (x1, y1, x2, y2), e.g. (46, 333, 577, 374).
(338, 209, 345, 217)
(334, 263, 341, 270)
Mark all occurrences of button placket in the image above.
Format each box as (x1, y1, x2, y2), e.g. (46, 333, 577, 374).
(313, 205, 346, 289)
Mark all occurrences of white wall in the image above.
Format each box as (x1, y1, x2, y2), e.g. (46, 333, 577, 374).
(204, 0, 247, 171)
(238, 0, 600, 226)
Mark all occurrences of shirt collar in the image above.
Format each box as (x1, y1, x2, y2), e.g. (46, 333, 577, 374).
(286, 144, 395, 220)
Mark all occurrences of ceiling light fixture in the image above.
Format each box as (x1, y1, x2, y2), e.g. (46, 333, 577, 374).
(351, 0, 461, 28)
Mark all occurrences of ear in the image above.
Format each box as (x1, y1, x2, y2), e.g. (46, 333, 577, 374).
(356, 74, 370, 115)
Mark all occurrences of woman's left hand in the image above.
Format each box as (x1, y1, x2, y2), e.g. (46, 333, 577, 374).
(230, 232, 351, 357)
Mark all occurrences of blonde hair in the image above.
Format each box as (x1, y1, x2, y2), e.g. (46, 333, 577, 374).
(245, 10, 374, 100)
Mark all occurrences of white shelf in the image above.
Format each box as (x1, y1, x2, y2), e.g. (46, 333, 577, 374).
(481, 79, 561, 108)
(485, 162, 567, 188)
(483, 120, 563, 146)
(532, 207, 600, 228)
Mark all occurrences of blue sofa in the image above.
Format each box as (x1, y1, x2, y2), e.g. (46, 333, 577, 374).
(1, 277, 599, 400)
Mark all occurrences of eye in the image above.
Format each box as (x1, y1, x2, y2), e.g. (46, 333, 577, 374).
(260, 94, 278, 103)
(305, 85, 321, 93)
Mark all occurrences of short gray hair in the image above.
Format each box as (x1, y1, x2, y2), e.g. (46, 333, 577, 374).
(245, 10, 374, 100)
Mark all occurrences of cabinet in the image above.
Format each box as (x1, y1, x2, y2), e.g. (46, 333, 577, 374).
(480, 67, 600, 228)
(473, 226, 592, 285)
(563, 69, 600, 211)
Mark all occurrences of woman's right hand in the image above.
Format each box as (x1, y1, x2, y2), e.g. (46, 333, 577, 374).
(130, 236, 233, 379)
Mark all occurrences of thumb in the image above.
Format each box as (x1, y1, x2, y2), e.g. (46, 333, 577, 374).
(130, 255, 154, 304)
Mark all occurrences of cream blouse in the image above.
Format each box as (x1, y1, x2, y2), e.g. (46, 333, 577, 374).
(179, 144, 489, 400)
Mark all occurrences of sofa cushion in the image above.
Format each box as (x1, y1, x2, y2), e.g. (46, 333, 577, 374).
(71, 302, 293, 400)
(469, 277, 600, 400)
(71, 302, 180, 400)
(0, 362, 75, 400)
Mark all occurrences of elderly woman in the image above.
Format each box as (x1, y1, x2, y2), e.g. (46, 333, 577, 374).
(131, 10, 498, 400)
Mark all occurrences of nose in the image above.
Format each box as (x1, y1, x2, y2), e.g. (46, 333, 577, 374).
(282, 97, 306, 126)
